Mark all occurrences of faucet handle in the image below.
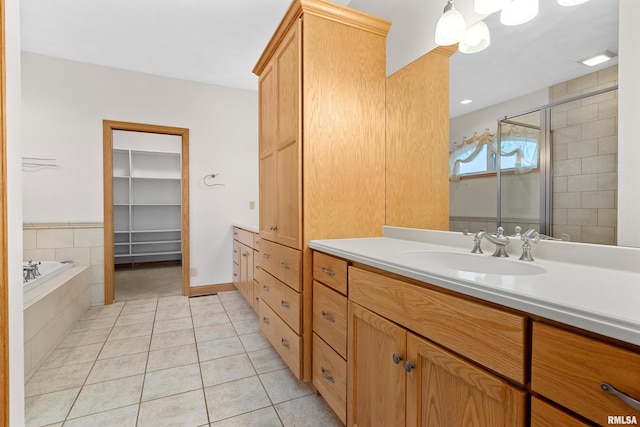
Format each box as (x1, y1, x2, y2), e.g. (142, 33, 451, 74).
(512, 226, 522, 237)
(495, 226, 505, 237)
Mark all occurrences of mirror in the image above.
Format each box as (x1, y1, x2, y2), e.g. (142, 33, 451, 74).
(449, 0, 619, 245)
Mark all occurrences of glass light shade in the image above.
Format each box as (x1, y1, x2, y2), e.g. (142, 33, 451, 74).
(558, 0, 589, 5)
(500, 0, 538, 26)
(459, 21, 491, 54)
(435, 7, 467, 45)
(474, 0, 511, 15)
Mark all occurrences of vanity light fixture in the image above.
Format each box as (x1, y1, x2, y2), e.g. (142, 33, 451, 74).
(500, 0, 539, 26)
(579, 49, 617, 67)
(435, 0, 466, 46)
(557, 0, 589, 6)
(459, 20, 491, 54)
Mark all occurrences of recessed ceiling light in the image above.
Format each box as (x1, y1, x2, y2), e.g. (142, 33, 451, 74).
(460, 99, 473, 105)
(579, 49, 617, 67)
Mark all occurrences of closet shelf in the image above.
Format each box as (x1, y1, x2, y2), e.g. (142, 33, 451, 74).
(115, 250, 182, 258)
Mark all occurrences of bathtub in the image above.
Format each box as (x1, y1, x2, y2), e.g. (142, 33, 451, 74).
(23, 262, 91, 381)
(23, 260, 74, 293)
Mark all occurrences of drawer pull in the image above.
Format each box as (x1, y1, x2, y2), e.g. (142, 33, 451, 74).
(321, 267, 336, 276)
(255, 265, 260, 270)
(321, 311, 336, 323)
(270, 225, 278, 231)
(321, 367, 335, 383)
(404, 361, 415, 373)
(280, 262, 290, 269)
(392, 353, 403, 364)
(233, 273, 238, 277)
(281, 300, 290, 309)
(281, 338, 290, 349)
(242, 252, 247, 257)
(263, 285, 270, 292)
(601, 382, 640, 412)
(263, 254, 270, 259)
(233, 250, 238, 254)
(262, 317, 270, 324)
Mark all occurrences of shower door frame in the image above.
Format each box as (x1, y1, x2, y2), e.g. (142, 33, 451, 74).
(103, 120, 190, 304)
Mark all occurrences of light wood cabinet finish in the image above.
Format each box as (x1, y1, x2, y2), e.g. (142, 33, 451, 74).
(349, 266, 527, 384)
(232, 227, 258, 312)
(531, 397, 591, 427)
(313, 280, 348, 359)
(348, 301, 406, 427)
(406, 333, 526, 427)
(313, 251, 348, 295)
(234, 227, 254, 248)
(259, 270, 302, 334)
(260, 299, 302, 379)
(253, 0, 391, 381)
(260, 239, 302, 292)
(313, 333, 347, 424)
(532, 321, 640, 425)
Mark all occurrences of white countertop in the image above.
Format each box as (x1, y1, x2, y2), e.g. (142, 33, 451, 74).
(309, 226, 640, 347)
(232, 222, 259, 234)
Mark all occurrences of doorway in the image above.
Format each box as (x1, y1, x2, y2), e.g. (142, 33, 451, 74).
(103, 120, 190, 304)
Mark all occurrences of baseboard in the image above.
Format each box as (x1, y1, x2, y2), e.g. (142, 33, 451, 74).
(189, 282, 237, 297)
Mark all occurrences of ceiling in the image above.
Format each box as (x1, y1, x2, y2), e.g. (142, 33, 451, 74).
(20, 0, 618, 118)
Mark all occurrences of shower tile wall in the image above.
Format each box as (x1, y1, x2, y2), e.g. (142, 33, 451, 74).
(549, 65, 618, 245)
(23, 222, 105, 305)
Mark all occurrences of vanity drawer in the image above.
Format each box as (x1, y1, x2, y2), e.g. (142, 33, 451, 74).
(259, 270, 301, 334)
(531, 322, 640, 425)
(260, 239, 301, 291)
(531, 396, 590, 427)
(259, 300, 302, 379)
(313, 252, 348, 295)
(312, 333, 347, 425)
(253, 233, 261, 250)
(233, 227, 255, 248)
(253, 280, 261, 312)
(349, 266, 527, 384)
(313, 281, 347, 359)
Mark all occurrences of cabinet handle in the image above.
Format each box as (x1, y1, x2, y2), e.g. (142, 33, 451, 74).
(321, 311, 336, 323)
(255, 297, 260, 302)
(280, 262, 289, 269)
(392, 353, 403, 364)
(281, 338, 290, 349)
(404, 361, 415, 372)
(321, 367, 335, 383)
(262, 317, 270, 325)
(281, 300, 290, 309)
(270, 225, 278, 231)
(321, 267, 336, 276)
(255, 265, 260, 270)
(601, 382, 640, 412)
(233, 250, 238, 254)
(242, 252, 247, 257)
(263, 254, 270, 259)
(233, 273, 238, 277)
(263, 285, 270, 292)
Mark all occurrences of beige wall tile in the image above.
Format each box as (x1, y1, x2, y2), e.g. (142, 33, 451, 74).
(567, 72, 598, 93)
(582, 154, 616, 174)
(582, 226, 616, 245)
(74, 228, 104, 248)
(598, 172, 618, 191)
(582, 118, 616, 139)
(37, 228, 73, 249)
(551, 110, 567, 128)
(553, 192, 581, 209)
(91, 246, 104, 266)
(598, 98, 618, 120)
(582, 191, 615, 209)
(55, 247, 91, 266)
(91, 283, 105, 306)
(581, 89, 616, 107)
(553, 208, 567, 225)
(553, 224, 582, 242)
(598, 209, 618, 227)
(567, 104, 598, 125)
(91, 265, 104, 286)
(24, 229, 37, 250)
(567, 174, 598, 192)
(549, 82, 567, 100)
(552, 124, 582, 144)
(567, 139, 598, 159)
(597, 65, 618, 86)
(552, 143, 568, 161)
(23, 248, 56, 262)
(598, 136, 618, 155)
(553, 176, 567, 193)
(567, 208, 598, 226)
(553, 159, 582, 176)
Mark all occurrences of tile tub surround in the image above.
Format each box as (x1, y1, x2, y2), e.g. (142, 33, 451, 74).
(25, 291, 343, 427)
(23, 222, 105, 305)
(24, 266, 91, 381)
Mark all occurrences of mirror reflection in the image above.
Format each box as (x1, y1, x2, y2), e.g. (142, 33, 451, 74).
(449, 0, 619, 245)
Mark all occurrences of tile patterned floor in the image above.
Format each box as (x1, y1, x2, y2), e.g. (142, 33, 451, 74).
(25, 291, 343, 427)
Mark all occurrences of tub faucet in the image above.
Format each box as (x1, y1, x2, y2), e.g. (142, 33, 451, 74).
(473, 227, 510, 257)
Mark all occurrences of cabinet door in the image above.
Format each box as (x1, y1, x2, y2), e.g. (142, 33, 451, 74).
(238, 243, 253, 305)
(258, 60, 276, 158)
(348, 302, 406, 427)
(406, 333, 527, 427)
(274, 20, 301, 249)
(259, 152, 276, 241)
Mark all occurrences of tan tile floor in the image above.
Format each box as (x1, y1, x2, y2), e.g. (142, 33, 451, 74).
(25, 291, 343, 426)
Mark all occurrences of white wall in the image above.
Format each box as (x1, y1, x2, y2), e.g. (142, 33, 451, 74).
(6, 0, 25, 423)
(21, 52, 258, 287)
(618, 0, 640, 247)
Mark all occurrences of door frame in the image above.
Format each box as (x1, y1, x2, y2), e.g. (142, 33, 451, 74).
(103, 120, 190, 304)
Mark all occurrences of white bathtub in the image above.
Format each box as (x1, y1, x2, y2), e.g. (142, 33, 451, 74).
(23, 260, 74, 293)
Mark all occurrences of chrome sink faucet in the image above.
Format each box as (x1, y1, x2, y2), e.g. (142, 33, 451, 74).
(469, 227, 510, 257)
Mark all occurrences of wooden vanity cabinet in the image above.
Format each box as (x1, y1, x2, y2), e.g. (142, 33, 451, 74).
(232, 227, 258, 311)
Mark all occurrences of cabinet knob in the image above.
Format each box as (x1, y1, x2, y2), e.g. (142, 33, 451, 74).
(321, 367, 336, 383)
(601, 382, 640, 412)
(321, 311, 336, 323)
(281, 338, 290, 349)
(262, 317, 270, 324)
(269, 225, 278, 231)
(392, 353, 403, 364)
(263, 254, 270, 259)
(404, 361, 415, 373)
(263, 285, 270, 292)
(281, 300, 290, 309)
(280, 262, 289, 269)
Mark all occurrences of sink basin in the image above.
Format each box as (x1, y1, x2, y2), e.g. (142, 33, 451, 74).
(399, 250, 546, 276)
